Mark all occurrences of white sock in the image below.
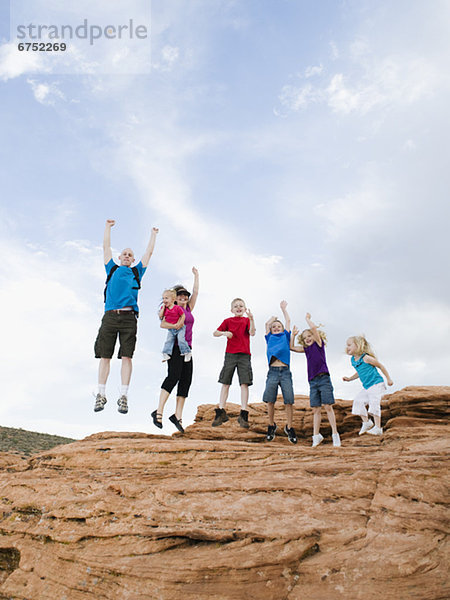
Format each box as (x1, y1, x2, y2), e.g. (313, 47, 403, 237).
(98, 384, 106, 396)
(121, 385, 129, 397)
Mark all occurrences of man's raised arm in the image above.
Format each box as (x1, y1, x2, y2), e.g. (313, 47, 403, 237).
(103, 219, 115, 265)
(141, 227, 159, 268)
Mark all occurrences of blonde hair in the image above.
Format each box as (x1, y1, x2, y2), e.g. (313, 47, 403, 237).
(297, 328, 327, 347)
(162, 289, 177, 301)
(231, 297, 246, 308)
(347, 335, 376, 358)
(270, 319, 284, 331)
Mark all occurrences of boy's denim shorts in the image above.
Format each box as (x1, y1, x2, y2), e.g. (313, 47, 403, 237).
(218, 353, 253, 386)
(262, 366, 294, 405)
(309, 373, 335, 407)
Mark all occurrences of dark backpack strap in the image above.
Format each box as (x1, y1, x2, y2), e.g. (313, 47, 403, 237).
(103, 264, 141, 303)
(103, 264, 119, 302)
(131, 266, 141, 290)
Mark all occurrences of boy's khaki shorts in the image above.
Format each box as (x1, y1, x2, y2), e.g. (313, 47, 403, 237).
(218, 352, 253, 386)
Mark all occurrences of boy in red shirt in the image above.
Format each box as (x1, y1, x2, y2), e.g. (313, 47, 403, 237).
(212, 298, 256, 428)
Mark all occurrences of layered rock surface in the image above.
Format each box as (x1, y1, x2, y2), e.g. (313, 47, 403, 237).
(0, 386, 448, 599)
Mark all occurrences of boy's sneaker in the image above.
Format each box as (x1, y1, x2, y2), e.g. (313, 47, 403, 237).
(367, 426, 383, 436)
(183, 352, 192, 362)
(284, 425, 298, 444)
(312, 433, 324, 447)
(117, 396, 128, 414)
(332, 432, 341, 447)
(212, 408, 229, 427)
(94, 393, 107, 412)
(169, 413, 185, 433)
(237, 409, 249, 429)
(162, 353, 171, 362)
(266, 423, 277, 441)
(359, 419, 374, 435)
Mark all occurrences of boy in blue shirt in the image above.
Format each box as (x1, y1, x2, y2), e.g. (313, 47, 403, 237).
(262, 301, 297, 444)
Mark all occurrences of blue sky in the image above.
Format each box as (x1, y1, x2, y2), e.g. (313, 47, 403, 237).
(1, 0, 449, 439)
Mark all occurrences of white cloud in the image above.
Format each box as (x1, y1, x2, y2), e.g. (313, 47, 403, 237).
(305, 64, 323, 78)
(152, 45, 180, 71)
(326, 57, 438, 115)
(276, 49, 441, 117)
(27, 78, 66, 105)
(315, 187, 390, 240)
(277, 82, 322, 112)
(329, 41, 339, 60)
(0, 43, 49, 81)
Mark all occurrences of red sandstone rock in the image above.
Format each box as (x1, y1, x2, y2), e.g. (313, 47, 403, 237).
(0, 386, 448, 599)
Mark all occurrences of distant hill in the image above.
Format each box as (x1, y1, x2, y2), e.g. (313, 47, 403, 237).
(0, 426, 76, 456)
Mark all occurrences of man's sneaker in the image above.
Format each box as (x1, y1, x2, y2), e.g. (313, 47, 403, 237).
(117, 396, 128, 414)
(266, 423, 277, 441)
(367, 426, 383, 436)
(237, 409, 249, 429)
(94, 393, 107, 412)
(359, 419, 374, 435)
(169, 413, 185, 433)
(332, 432, 341, 447)
(151, 410, 163, 429)
(284, 424, 298, 444)
(183, 352, 192, 362)
(312, 433, 324, 447)
(212, 408, 229, 427)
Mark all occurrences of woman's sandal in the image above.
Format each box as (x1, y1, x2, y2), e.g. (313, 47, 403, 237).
(169, 414, 185, 433)
(151, 410, 163, 429)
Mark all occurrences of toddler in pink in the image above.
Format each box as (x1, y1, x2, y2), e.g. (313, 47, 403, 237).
(159, 289, 191, 362)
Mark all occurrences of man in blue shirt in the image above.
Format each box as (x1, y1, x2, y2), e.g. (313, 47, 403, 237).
(94, 219, 158, 414)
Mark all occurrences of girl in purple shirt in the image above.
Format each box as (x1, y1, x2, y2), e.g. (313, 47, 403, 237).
(291, 313, 341, 448)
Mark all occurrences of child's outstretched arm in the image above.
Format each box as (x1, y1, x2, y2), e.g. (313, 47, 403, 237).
(158, 306, 165, 321)
(342, 372, 359, 382)
(305, 312, 322, 346)
(246, 308, 256, 336)
(363, 356, 394, 386)
(265, 316, 277, 334)
(280, 300, 291, 331)
(290, 326, 305, 353)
